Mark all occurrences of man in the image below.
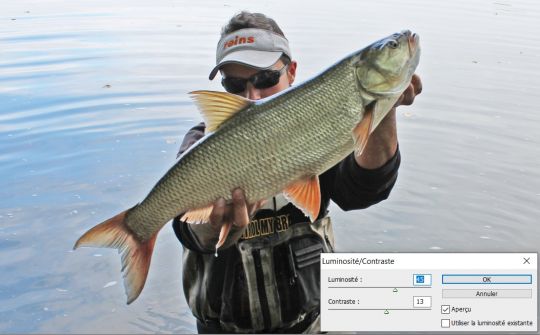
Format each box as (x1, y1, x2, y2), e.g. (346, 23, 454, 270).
(173, 11, 422, 334)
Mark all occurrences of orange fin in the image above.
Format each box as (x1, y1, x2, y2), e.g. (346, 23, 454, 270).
(353, 105, 374, 155)
(189, 90, 253, 133)
(215, 221, 233, 252)
(181, 204, 214, 224)
(73, 209, 158, 304)
(283, 176, 321, 222)
(371, 96, 400, 131)
(214, 199, 266, 254)
(249, 199, 267, 216)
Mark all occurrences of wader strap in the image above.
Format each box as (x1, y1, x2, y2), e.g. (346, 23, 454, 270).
(237, 244, 283, 331)
(308, 216, 334, 252)
(259, 247, 283, 329)
(238, 246, 265, 330)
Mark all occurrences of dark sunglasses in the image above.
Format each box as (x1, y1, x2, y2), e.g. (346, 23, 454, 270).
(221, 64, 288, 94)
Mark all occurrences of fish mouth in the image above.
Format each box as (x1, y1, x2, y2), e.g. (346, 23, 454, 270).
(406, 31, 419, 55)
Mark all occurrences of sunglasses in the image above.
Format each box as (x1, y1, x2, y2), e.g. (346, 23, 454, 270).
(221, 64, 288, 94)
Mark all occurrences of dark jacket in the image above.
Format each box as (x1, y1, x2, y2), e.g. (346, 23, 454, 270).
(172, 122, 400, 333)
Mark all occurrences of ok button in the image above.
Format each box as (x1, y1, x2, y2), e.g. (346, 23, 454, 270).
(442, 274, 532, 284)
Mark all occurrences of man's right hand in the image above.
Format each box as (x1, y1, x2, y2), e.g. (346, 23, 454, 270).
(209, 188, 252, 249)
(209, 188, 251, 232)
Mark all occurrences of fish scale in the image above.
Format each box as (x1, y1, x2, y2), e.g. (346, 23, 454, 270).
(128, 63, 361, 240)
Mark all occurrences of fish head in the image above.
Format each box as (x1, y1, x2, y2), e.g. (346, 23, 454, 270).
(352, 30, 420, 98)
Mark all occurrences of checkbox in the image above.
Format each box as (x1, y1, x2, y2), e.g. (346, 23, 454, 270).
(441, 305, 450, 314)
(441, 319, 450, 328)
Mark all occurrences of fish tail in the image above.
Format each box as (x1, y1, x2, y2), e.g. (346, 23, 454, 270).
(73, 208, 157, 304)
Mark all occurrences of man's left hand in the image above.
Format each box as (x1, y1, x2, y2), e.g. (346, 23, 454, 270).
(355, 73, 422, 169)
(394, 73, 422, 107)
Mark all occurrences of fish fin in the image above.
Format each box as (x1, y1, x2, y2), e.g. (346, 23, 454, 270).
(181, 204, 214, 224)
(216, 221, 233, 250)
(354, 96, 402, 155)
(249, 199, 267, 216)
(73, 209, 158, 304)
(189, 90, 253, 132)
(370, 96, 400, 130)
(283, 176, 321, 222)
(215, 199, 266, 252)
(353, 105, 373, 155)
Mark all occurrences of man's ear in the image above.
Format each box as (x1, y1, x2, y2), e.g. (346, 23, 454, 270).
(287, 61, 297, 85)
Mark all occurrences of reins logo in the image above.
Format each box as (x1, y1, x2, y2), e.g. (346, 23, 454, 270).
(223, 36, 255, 49)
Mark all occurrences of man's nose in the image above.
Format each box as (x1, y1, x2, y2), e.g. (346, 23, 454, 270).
(243, 82, 262, 100)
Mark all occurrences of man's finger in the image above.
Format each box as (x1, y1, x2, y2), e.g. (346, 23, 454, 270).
(394, 83, 414, 107)
(232, 188, 250, 227)
(411, 74, 422, 95)
(401, 84, 415, 106)
(393, 92, 405, 107)
(209, 197, 225, 228)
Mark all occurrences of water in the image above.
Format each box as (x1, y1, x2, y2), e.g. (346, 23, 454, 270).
(1, 0, 539, 332)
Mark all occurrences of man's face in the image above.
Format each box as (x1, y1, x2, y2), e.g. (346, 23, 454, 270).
(220, 60, 297, 100)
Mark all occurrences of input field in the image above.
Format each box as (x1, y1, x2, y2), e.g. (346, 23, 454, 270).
(442, 274, 532, 284)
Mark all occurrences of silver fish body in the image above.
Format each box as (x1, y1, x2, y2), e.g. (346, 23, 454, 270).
(128, 61, 363, 239)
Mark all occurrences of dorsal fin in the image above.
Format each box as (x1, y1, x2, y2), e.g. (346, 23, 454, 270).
(189, 90, 253, 132)
(283, 176, 321, 222)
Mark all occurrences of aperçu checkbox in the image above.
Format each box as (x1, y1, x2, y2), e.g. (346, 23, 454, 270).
(441, 305, 450, 314)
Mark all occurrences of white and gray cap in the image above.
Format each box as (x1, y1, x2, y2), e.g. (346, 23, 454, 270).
(208, 28, 292, 80)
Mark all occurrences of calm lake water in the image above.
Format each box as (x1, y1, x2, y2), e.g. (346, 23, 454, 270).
(1, 0, 539, 333)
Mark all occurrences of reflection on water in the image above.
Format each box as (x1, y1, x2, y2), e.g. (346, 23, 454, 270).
(1, 0, 539, 332)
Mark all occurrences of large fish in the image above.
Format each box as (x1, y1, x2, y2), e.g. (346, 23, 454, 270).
(74, 30, 420, 304)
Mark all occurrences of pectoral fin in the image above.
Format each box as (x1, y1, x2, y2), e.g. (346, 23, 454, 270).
(353, 106, 373, 155)
(214, 199, 266, 252)
(283, 176, 321, 222)
(370, 96, 400, 131)
(215, 221, 233, 251)
(354, 96, 401, 155)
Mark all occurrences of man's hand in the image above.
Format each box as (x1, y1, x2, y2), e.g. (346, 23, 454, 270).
(394, 74, 422, 108)
(209, 188, 251, 231)
(355, 74, 422, 169)
(189, 188, 263, 251)
(199, 188, 264, 250)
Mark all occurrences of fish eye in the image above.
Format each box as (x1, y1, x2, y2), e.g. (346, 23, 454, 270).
(386, 40, 399, 49)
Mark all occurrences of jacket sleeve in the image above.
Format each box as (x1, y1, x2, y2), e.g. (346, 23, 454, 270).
(171, 123, 246, 253)
(319, 146, 401, 211)
(175, 122, 205, 158)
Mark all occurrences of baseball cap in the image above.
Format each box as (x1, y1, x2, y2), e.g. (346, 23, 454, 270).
(208, 28, 292, 80)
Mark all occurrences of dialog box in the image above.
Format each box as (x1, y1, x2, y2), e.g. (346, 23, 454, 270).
(321, 253, 537, 332)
